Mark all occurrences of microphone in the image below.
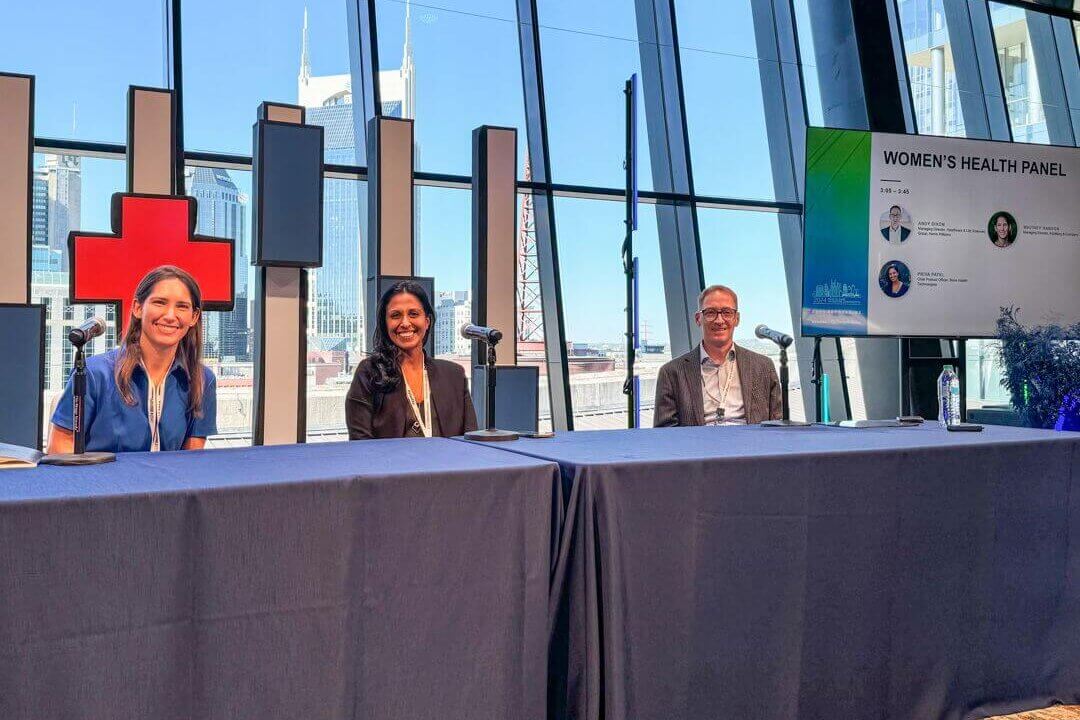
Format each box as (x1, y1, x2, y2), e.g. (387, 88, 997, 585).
(68, 316, 106, 346)
(755, 324, 793, 348)
(460, 323, 503, 344)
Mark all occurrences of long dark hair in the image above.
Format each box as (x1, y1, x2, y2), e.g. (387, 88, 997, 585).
(115, 265, 206, 417)
(369, 280, 436, 394)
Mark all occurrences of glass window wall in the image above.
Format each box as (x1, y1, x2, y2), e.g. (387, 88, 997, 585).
(989, 3, 1050, 143)
(895, 0, 967, 137)
(554, 197, 667, 429)
(697, 207, 806, 422)
(307, 178, 366, 441)
(673, 1, 788, 200)
(415, 185, 473, 363)
(374, 0, 528, 177)
(792, 0, 825, 128)
(537, 0, 654, 189)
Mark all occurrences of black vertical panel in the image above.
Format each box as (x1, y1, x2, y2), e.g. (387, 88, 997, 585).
(252, 120, 325, 267)
(472, 127, 490, 369)
(169, 0, 185, 195)
(851, 1, 908, 133)
(515, 0, 573, 431)
(0, 305, 45, 449)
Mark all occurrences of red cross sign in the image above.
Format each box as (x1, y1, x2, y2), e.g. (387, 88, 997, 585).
(69, 193, 235, 332)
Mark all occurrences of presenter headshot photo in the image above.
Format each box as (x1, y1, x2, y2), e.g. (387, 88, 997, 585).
(989, 211, 1017, 248)
(880, 205, 911, 242)
(46, 265, 218, 454)
(879, 261, 911, 298)
(346, 280, 477, 439)
(652, 284, 782, 427)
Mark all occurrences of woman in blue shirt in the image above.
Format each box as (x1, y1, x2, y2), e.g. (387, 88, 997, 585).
(47, 265, 218, 453)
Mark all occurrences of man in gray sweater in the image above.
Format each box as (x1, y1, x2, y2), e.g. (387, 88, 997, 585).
(653, 284, 782, 426)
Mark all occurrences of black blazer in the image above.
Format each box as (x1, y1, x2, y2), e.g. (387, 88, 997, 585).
(346, 355, 478, 440)
(880, 225, 911, 242)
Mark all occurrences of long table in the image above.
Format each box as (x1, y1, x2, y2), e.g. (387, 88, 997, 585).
(481, 424, 1080, 720)
(0, 439, 560, 720)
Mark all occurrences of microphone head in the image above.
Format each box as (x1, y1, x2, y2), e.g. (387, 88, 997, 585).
(460, 323, 503, 344)
(68, 316, 108, 346)
(755, 324, 793, 347)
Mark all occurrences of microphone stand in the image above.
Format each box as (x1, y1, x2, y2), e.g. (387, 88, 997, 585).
(465, 339, 519, 442)
(761, 343, 811, 428)
(40, 338, 116, 465)
(621, 75, 638, 429)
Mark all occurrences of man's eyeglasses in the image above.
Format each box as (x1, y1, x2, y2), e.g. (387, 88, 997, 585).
(699, 307, 737, 322)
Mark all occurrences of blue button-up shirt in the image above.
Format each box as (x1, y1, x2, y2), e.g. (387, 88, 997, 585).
(52, 347, 218, 453)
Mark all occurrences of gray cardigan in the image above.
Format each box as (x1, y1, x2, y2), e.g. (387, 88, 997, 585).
(652, 344, 782, 426)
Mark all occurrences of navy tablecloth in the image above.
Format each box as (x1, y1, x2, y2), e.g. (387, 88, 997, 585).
(0, 439, 560, 720)
(480, 424, 1080, 720)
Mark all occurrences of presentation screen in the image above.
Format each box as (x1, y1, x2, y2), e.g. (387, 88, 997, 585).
(802, 127, 1080, 337)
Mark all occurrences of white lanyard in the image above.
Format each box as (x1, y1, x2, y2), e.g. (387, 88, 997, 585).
(403, 366, 432, 438)
(147, 376, 165, 452)
(701, 352, 736, 422)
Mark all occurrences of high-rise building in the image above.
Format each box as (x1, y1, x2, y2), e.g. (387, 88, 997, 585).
(32, 167, 49, 249)
(43, 155, 81, 266)
(28, 154, 106, 396)
(32, 270, 117, 393)
(434, 291, 472, 356)
(896, 1, 1046, 142)
(185, 166, 250, 360)
(296, 5, 415, 354)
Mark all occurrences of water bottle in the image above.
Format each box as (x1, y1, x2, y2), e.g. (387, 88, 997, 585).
(937, 365, 960, 426)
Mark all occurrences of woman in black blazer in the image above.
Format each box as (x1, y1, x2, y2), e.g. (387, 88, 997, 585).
(346, 280, 478, 439)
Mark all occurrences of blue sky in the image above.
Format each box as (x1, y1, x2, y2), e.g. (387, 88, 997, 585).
(1, 0, 802, 344)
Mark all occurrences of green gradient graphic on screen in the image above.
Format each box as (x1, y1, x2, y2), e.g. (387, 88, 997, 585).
(802, 128, 871, 335)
